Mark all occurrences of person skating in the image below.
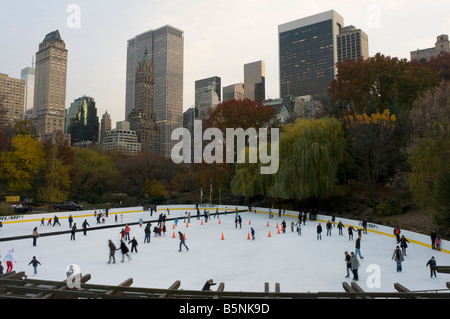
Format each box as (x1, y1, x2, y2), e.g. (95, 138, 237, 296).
(119, 240, 131, 262)
(32, 227, 39, 246)
(337, 221, 345, 236)
(350, 252, 360, 281)
(344, 251, 351, 278)
(251, 227, 255, 240)
(178, 231, 189, 252)
(82, 219, 90, 236)
(348, 226, 355, 240)
(326, 220, 332, 236)
(430, 231, 437, 250)
(393, 226, 401, 243)
(28, 256, 41, 275)
(399, 235, 410, 256)
(426, 256, 437, 278)
(3, 249, 16, 273)
(316, 223, 322, 240)
(129, 236, 138, 253)
(70, 224, 77, 240)
(68, 215, 73, 229)
(392, 246, 404, 272)
(108, 240, 117, 263)
(355, 237, 364, 260)
(124, 224, 131, 241)
(53, 215, 61, 227)
(144, 224, 151, 243)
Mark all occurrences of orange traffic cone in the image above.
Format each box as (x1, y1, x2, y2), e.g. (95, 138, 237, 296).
(186, 222, 189, 227)
(276, 222, 279, 228)
(201, 220, 203, 225)
(218, 219, 221, 224)
(184, 233, 186, 240)
(267, 222, 270, 227)
(249, 219, 251, 225)
(172, 231, 175, 238)
(173, 223, 175, 229)
(277, 227, 281, 234)
(268, 231, 272, 237)
(247, 233, 251, 240)
(221, 233, 224, 240)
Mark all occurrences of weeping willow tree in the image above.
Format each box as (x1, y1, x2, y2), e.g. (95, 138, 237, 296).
(231, 117, 347, 206)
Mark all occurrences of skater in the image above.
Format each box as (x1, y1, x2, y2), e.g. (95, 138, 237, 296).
(281, 219, 286, 233)
(348, 226, 355, 240)
(350, 252, 360, 281)
(124, 224, 131, 241)
(70, 224, 77, 240)
(355, 237, 364, 259)
(430, 231, 437, 250)
(68, 215, 73, 229)
(326, 220, 332, 236)
(108, 240, 117, 263)
(82, 219, 90, 235)
(344, 251, 351, 278)
(251, 227, 255, 240)
(144, 224, 151, 243)
(302, 213, 306, 225)
(119, 240, 131, 262)
(32, 227, 39, 246)
(393, 226, 401, 242)
(392, 246, 404, 272)
(53, 215, 61, 226)
(129, 237, 138, 253)
(40, 218, 45, 226)
(435, 236, 441, 251)
(362, 218, 368, 234)
(3, 249, 16, 273)
(316, 223, 322, 240)
(178, 231, 189, 252)
(296, 221, 302, 235)
(238, 215, 242, 228)
(28, 256, 41, 275)
(139, 218, 143, 227)
(202, 279, 216, 291)
(337, 221, 345, 236)
(399, 235, 410, 256)
(426, 256, 437, 278)
(290, 221, 295, 232)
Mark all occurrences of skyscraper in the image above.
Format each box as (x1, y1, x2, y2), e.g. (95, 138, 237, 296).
(128, 49, 161, 155)
(125, 25, 184, 158)
(337, 26, 369, 63)
(20, 66, 35, 117)
(244, 61, 265, 101)
(0, 73, 25, 125)
(223, 83, 244, 102)
(100, 111, 112, 143)
(67, 96, 99, 145)
(278, 10, 344, 98)
(33, 30, 68, 137)
(195, 76, 221, 108)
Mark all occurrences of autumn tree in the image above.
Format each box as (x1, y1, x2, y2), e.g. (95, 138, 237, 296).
(345, 110, 401, 209)
(329, 53, 440, 114)
(0, 135, 45, 196)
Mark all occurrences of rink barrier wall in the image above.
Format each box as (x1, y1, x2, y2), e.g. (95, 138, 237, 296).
(0, 206, 144, 225)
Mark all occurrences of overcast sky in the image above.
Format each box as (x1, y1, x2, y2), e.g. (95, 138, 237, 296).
(0, 0, 449, 127)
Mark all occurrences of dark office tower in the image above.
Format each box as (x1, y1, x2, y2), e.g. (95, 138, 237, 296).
(67, 96, 99, 145)
(33, 30, 68, 136)
(100, 110, 112, 143)
(195, 76, 221, 108)
(278, 10, 343, 98)
(128, 48, 161, 155)
(125, 25, 184, 157)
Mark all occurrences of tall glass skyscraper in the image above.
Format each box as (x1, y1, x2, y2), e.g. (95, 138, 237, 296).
(278, 10, 344, 98)
(125, 25, 184, 158)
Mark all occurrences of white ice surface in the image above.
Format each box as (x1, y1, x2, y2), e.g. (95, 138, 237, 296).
(1, 209, 449, 294)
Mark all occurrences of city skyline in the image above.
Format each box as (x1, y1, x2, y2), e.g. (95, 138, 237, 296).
(0, 0, 449, 127)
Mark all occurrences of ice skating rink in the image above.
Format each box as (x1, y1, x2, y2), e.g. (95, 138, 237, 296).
(1, 205, 449, 294)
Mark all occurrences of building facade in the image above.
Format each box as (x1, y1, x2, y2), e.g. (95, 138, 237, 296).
(102, 121, 141, 156)
(0, 73, 25, 126)
(66, 96, 99, 145)
(278, 10, 344, 98)
(128, 49, 161, 155)
(100, 111, 112, 143)
(337, 25, 369, 63)
(244, 60, 265, 101)
(20, 66, 35, 117)
(195, 76, 221, 108)
(223, 83, 244, 102)
(125, 25, 184, 158)
(33, 30, 68, 137)
(410, 34, 450, 61)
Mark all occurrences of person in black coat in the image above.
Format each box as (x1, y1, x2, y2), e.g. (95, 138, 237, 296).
(317, 224, 322, 240)
(129, 237, 138, 253)
(82, 219, 90, 235)
(426, 256, 437, 278)
(119, 240, 131, 262)
(178, 231, 189, 252)
(399, 235, 410, 256)
(202, 279, 216, 291)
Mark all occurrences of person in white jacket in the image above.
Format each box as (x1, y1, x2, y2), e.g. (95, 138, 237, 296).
(3, 249, 16, 273)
